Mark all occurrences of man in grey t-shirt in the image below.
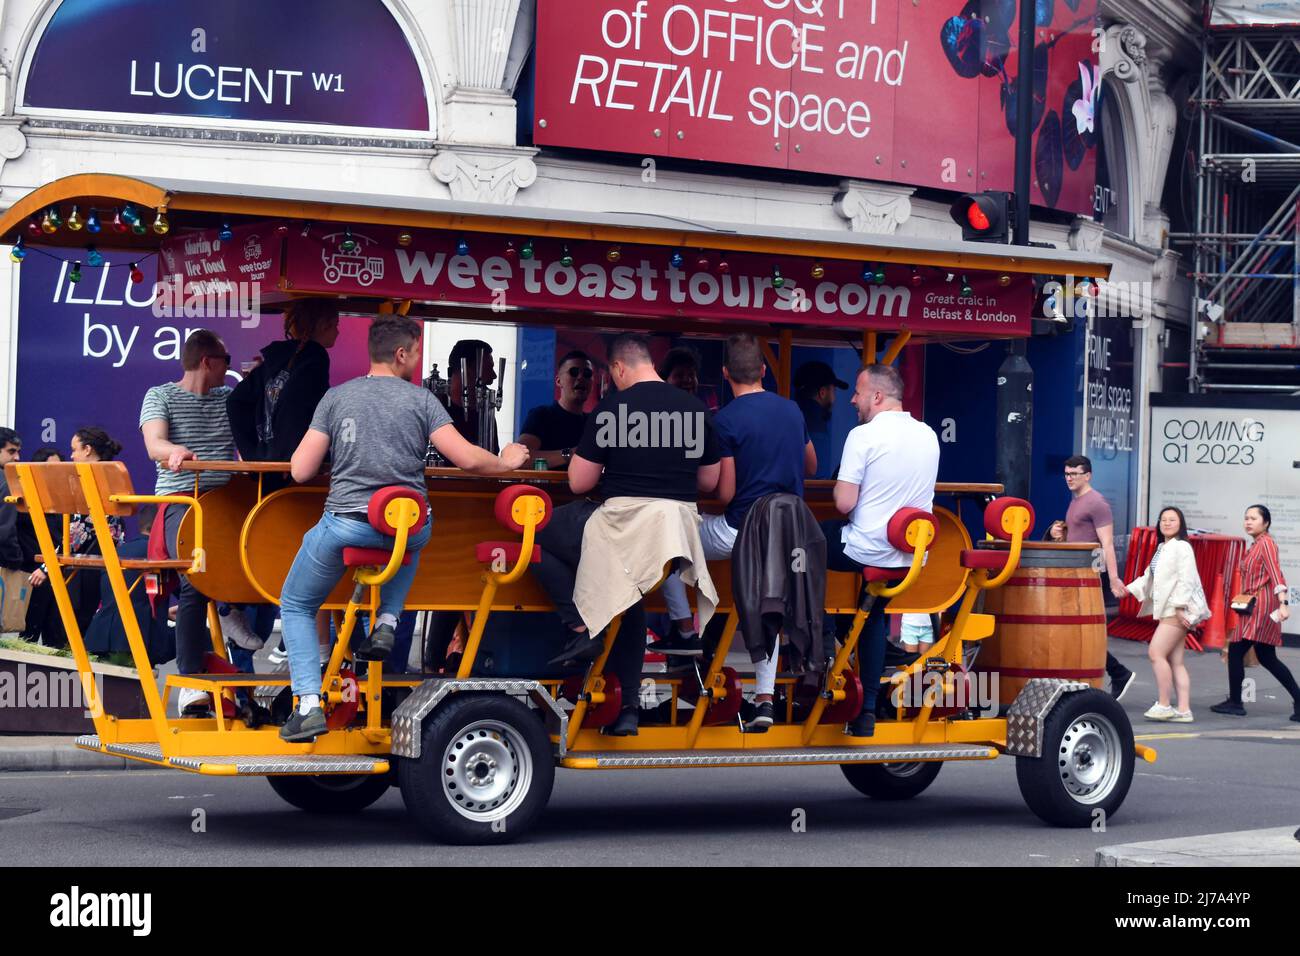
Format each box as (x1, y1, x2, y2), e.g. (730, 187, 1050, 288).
(277, 315, 529, 742)
(139, 329, 237, 715)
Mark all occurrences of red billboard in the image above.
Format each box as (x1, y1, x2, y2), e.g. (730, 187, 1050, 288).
(533, 0, 1099, 215)
(279, 224, 1033, 336)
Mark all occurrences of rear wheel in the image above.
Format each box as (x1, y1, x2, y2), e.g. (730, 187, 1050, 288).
(840, 761, 942, 800)
(268, 772, 392, 814)
(398, 693, 554, 845)
(1015, 688, 1134, 827)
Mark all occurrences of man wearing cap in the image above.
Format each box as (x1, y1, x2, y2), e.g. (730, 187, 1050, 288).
(794, 361, 849, 480)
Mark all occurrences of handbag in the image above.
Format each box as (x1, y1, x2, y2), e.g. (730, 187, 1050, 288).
(1230, 592, 1257, 616)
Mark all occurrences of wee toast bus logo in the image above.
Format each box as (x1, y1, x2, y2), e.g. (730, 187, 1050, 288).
(321, 230, 384, 287)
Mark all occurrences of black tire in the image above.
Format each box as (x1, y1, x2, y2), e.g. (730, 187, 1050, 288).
(1015, 688, 1135, 827)
(267, 772, 392, 814)
(841, 761, 943, 800)
(398, 693, 555, 845)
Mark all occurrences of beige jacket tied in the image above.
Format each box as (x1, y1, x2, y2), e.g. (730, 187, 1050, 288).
(1125, 539, 1210, 625)
(574, 497, 718, 637)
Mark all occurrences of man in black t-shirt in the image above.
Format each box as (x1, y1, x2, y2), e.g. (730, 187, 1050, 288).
(519, 350, 593, 469)
(531, 334, 720, 735)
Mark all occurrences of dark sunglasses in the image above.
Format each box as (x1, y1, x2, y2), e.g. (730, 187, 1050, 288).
(208, 353, 232, 365)
(565, 367, 594, 380)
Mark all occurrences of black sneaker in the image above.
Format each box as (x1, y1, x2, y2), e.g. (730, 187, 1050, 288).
(181, 701, 214, 719)
(280, 706, 327, 742)
(744, 701, 774, 733)
(648, 630, 704, 657)
(547, 631, 602, 667)
(605, 707, 639, 736)
(355, 623, 395, 662)
(1209, 699, 1247, 717)
(845, 710, 876, 738)
(1111, 669, 1136, 701)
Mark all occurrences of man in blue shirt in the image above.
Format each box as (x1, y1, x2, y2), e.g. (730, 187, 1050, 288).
(794, 361, 848, 480)
(657, 334, 816, 730)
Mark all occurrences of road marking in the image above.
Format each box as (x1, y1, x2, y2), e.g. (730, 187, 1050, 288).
(1134, 732, 1200, 740)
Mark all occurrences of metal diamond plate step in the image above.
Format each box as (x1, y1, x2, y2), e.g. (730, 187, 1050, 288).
(74, 735, 388, 776)
(561, 743, 998, 769)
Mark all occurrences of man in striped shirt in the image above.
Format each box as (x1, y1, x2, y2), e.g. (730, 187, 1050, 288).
(140, 329, 236, 716)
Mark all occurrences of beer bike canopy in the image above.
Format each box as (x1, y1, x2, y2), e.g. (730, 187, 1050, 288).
(0, 173, 1111, 341)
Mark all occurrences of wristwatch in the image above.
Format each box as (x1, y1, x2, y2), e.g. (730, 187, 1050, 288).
(561, 448, 573, 464)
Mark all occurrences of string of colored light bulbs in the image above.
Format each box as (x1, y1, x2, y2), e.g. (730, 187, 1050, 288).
(10, 203, 164, 284)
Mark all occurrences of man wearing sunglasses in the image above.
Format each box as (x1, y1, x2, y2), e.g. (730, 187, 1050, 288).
(140, 329, 237, 717)
(519, 350, 594, 469)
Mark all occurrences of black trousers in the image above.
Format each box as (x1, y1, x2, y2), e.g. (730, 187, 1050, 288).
(532, 500, 646, 704)
(165, 505, 212, 675)
(1228, 640, 1300, 708)
(820, 519, 889, 712)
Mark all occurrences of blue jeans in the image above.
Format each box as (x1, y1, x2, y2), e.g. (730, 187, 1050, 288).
(280, 512, 432, 699)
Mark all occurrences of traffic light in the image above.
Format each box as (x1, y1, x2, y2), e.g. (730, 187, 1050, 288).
(950, 191, 1012, 243)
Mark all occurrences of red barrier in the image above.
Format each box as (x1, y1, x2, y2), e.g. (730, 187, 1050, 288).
(1108, 528, 1245, 650)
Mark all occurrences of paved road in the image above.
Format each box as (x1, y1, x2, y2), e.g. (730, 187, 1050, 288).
(1, 641, 1296, 866)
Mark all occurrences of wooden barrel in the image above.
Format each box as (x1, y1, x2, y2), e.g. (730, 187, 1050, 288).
(977, 543, 1107, 705)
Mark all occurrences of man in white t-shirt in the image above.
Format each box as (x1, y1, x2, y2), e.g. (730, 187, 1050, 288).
(821, 363, 939, 738)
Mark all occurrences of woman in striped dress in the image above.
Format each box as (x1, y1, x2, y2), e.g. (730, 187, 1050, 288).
(1211, 504, 1299, 721)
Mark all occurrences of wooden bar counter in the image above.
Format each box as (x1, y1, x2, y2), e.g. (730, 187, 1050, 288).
(176, 462, 1000, 616)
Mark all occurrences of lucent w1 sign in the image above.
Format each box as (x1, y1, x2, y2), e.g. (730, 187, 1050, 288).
(533, 0, 1100, 215)
(19, 0, 432, 133)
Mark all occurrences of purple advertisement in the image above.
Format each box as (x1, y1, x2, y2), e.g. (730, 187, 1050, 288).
(13, 249, 375, 494)
(21, 0, 431, 132)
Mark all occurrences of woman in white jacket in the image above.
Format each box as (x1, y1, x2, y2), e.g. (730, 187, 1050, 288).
(1125, 507, 1209, 722)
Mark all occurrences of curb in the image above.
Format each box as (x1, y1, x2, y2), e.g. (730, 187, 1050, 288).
(0, 741, 153, 773)
(1097, 827, 1300, 867)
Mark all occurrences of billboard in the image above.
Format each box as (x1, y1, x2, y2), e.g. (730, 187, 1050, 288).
(13, 249, 374, 495)
(19, 0, 432, 134)
(1148, 395, 1300, 636)
(533, 0, 1100, 214)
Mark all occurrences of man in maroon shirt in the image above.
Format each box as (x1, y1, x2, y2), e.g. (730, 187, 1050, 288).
(1062, 455, 1136, 700)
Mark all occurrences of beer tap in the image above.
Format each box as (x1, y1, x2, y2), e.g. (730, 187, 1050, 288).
(423, 362, 450, 466)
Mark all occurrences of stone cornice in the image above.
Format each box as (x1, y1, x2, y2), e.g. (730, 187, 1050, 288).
(1100, 0, 1200, 68)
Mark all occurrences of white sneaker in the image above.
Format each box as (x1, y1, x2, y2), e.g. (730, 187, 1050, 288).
(1169, 709, 1194, 723)
(221, 606, 264, 652)
(1144, 703, 1177, 720)
(177, 686, 211, 715)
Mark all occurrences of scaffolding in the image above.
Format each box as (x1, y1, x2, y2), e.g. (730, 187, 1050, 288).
(1179, 3, 1300, 393)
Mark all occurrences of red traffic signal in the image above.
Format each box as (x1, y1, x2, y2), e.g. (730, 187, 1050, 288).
(950, 191, 1011, 243)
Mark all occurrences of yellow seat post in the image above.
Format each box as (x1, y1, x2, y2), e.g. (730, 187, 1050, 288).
(320, 499, 419, 709)
(566, 617, 622, 752)
(801, 605, 869, 745)
(684, 613, 739, 748)
(457, 497, 544, 680)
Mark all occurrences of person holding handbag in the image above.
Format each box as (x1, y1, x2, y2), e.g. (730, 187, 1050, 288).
(1211, 504, 1299, 721)
(1124, 507, 1208, 722)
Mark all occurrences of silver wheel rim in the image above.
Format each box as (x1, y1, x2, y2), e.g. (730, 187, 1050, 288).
(441, 719, 533, 823)
(881, 762, 925, 778)
(1057, 712, 1122, 805)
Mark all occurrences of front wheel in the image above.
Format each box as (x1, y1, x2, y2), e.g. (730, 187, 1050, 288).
(841, 761, 942, 800)
(1015, 688, 1134, 827)
(268, 772, 392, 814)
(398, 693, 554, 845)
